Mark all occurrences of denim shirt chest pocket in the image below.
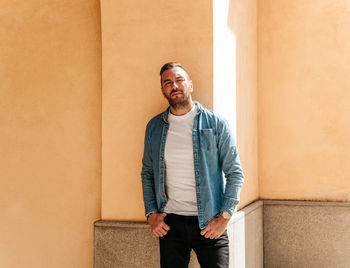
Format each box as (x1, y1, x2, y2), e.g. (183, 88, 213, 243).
(199, 129, 217, 151)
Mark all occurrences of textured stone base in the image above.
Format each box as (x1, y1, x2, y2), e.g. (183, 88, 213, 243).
(264, 200, 350, 268)
(94, 221, 200, 268)
(95, 200, 350, 267)
(94, 200, 263, 268)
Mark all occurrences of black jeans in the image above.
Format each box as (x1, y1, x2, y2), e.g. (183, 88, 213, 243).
(159, 214, 229, 268)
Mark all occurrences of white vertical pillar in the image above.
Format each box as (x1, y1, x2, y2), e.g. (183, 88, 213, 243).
(214, 2, 243, 267)
(227, 212, 246, 268)
(213, 0, 237, 139)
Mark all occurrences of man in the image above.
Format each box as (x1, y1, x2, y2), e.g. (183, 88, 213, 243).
(141, 62, 244, 268)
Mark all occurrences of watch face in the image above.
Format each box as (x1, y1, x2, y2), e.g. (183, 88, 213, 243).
(222, 212, 231, 219)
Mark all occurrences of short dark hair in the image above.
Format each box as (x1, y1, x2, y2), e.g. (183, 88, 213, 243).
(160, 62, 190, 85)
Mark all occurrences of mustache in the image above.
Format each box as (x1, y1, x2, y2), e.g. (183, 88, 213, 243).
(170, 89, 182, 95)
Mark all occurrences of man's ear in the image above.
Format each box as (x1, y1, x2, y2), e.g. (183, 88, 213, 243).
(161, 87, 166, 98)
(189, 80, 193, 93)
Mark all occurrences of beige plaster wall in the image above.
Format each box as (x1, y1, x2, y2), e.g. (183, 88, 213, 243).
(258, 0, 350, 201)
(228, 0, 259, 208)
(101, 0, 213, 221)
(0, 1, 102, 267)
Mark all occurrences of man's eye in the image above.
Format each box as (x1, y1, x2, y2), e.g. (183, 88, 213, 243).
(176, 79, 185, 83)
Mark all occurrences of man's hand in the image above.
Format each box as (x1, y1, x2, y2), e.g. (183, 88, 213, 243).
(147, 212, 170, 238)
(200, 215, 229, 239)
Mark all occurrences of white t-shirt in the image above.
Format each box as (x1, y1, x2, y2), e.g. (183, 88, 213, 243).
(163, 105, 198, 216)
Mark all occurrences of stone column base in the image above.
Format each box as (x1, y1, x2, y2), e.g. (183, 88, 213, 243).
(94, 200, 263, 268)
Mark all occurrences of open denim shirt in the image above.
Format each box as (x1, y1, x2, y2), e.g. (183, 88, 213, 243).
(141, 101, 244, 229)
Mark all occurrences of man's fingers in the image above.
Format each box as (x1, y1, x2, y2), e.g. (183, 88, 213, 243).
(209, 233, 217, 239)
(162, 223, 170, 231)
(152, 230, 159, 237)
(200, 227, 209, 236)
(204, 230, 212, 238)
(160, 228, 168, 235)
(156, 229, 168, 237)
(158, 229, 167, 237)
(152, 230, 163, 238)
(152, 224, 169, 238)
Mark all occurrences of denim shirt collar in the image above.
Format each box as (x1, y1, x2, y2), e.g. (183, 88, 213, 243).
(161, 101, 204, 123)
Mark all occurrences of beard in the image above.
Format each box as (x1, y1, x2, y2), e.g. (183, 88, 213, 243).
(164, 90, 191, 110)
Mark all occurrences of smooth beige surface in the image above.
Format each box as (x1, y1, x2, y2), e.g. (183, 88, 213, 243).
(227, 200, 263, 268)
(101, 0, 213, 221)
(258, 0, 350, 201)
(228, 0, 259, 208)
(243, 201, 263, 268)
(3, 0, 350, 267)
(213, 0, 258, 210)
(0, 1, 102, 267)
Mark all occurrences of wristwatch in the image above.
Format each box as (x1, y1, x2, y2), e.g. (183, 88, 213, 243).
(220, 211, 232, 220)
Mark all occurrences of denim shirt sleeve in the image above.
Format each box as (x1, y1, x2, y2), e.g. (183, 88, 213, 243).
(141, 124, 158, 217)
(216, 117, 244, 215)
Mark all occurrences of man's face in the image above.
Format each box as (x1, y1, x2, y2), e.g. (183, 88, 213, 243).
(161, 67, 193, 109)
